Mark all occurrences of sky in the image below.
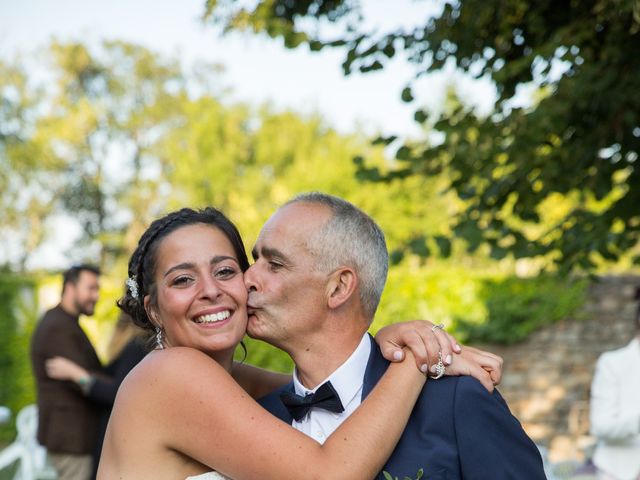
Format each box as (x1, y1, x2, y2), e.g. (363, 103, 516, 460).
(1, 0, 496, 269)
(1, 0, 495, 137)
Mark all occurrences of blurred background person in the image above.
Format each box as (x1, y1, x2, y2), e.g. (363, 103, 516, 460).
(30, 264, 102, 480)
(45, 312, 147, 479)
(589, 286, 640, 480)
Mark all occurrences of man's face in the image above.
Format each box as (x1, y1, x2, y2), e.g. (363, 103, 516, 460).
(244, 203, 332, 350)
(70, 270, 100, 316)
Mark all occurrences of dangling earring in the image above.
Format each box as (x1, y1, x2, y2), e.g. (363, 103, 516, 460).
(155, 326, 165, 350)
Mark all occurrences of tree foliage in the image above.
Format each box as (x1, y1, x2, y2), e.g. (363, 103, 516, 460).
(0, 38, 595, 402)
(1, 41, 195, 270)
(203, 0, 640, 273)
(0, 272, 37, 442)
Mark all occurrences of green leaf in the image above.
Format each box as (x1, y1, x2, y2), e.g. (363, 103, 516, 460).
(372, 135, 398, 146)
(414, 109, 428, 123)
(401, 86, 414, 102)
(200, 0, 640, 274)
(434, 235, 452, 257)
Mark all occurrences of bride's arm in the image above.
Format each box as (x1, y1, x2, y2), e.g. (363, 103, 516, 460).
(232, 319, 473, 399)
(129, 347, 425, 480)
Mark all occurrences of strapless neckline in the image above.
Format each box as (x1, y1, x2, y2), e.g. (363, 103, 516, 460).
(185, 472, 231, 480)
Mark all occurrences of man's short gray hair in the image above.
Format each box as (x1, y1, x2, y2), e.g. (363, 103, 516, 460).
(285, 192, 389, 321)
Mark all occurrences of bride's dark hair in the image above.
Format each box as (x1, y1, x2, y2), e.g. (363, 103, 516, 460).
(117, 207, 250, 332)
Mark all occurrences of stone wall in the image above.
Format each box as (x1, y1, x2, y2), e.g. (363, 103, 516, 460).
(479, 275, 639, 463)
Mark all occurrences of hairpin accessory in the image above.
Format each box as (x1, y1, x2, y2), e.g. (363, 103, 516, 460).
(126, 277, 139, 300)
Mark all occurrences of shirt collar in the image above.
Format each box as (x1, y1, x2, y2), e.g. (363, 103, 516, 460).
(293, 333, 371, 406)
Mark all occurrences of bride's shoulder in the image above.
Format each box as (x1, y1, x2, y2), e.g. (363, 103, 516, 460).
(150, 346, 219, 365)
(123, 347, 230, 394)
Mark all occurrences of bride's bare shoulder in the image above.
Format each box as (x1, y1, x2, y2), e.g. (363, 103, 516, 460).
(120, 347, 231, 399)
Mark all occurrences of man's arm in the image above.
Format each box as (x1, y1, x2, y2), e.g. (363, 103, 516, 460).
(454, 376, 546, 479)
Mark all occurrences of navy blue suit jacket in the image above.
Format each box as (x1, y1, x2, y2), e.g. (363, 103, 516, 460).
(259, 335, 546, 479)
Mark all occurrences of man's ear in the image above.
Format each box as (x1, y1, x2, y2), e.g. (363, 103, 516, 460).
(326, 267, 357, 310)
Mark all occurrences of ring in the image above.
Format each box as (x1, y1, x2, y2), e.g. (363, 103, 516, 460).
(429, 351, 445, 380)
(431, 323, 445, 332)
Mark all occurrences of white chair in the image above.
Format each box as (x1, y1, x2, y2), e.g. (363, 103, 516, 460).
(0, 405, 57, 480)
(0, 406, 11, 425)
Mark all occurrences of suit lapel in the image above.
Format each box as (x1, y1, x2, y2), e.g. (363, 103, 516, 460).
(362, 334, 389, 400)
(259, 382, 295, 424)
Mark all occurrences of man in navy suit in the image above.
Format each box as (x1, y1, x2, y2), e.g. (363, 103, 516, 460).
(246, 192, 546, 479)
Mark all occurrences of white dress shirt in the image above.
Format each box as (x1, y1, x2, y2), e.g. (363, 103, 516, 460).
(291, 333, 371, 444)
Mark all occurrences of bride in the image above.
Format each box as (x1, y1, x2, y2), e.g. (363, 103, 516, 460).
(98, 207, 499, 479)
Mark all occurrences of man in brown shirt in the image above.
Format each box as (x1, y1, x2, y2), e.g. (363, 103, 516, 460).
(31, 264, 103, 480)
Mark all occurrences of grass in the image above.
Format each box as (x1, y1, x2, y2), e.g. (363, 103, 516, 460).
(0, 463, 18, 480)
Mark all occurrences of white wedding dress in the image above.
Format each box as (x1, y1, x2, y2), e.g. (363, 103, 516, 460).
(186, 472, 231, 480)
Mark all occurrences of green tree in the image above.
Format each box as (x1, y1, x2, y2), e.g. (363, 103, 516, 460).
(0, 60, 58, 269)
(0, 272, 37, 442)
(159, 100, 462, 369)
(203, 0, 640, 273)
(41, 41, 192, 268)
(0, 41, 211, 270)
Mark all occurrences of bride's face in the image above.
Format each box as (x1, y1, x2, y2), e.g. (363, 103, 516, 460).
(146, 223, 248, 356)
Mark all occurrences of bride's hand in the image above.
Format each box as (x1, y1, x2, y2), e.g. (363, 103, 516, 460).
(444, 345, 504, 392)
(45, 356, 88, 383)
(375, 320, 460, 373)
(374, 320, 503, 392)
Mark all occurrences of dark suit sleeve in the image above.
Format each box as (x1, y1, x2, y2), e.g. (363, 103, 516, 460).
(453, 377, 546, 479)
(86, 340, 146, 407)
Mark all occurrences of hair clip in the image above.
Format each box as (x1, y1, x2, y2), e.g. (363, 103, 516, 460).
(126, 277, 139, 300)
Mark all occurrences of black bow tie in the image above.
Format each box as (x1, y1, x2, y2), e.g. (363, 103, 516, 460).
(280, 381, 345, 422)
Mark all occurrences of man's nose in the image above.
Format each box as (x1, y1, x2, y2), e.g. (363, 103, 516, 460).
(244, 265, 259, 292)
